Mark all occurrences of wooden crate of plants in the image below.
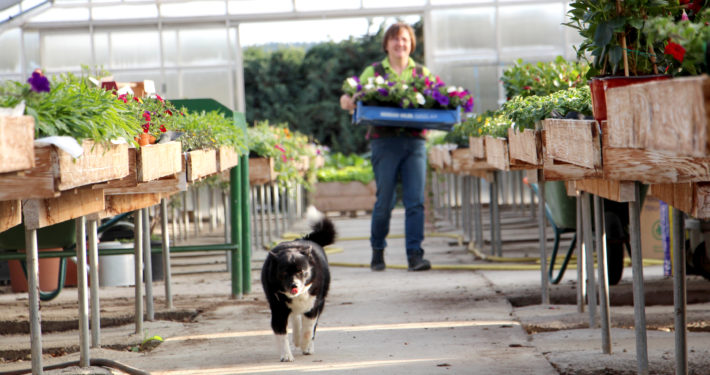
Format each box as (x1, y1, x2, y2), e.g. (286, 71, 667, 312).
(136, 141, 183, 181)
(217, 145, 240, 172)
(0, 115, 35, 174)
(450, 147, 494, 179)
(249, 157, 276, 185)
(0, 140, 129, 200)
(311, 181, 376, 213)
(542, 118, 602, 181)
(484, 135, 529, 171)
(186, 148, 218, 182)
(649, 182, 710, 219)
(606, 75, 710, 157)
(507, 127, 542, 167)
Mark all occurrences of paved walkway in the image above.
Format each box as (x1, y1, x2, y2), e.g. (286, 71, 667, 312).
(1, 209, 710, 374)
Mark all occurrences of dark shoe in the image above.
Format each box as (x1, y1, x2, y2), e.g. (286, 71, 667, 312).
(371, 249, 386, 271)
(407, 251, 431, 272)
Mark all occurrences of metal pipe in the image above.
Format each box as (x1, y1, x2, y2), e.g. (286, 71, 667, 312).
(581, 192, 597, 326)
(193, 187, 201, 235)
(537, 171, 549, 305)
(142, 208, 154, 321)
(454, 174, 460, 229)
(75, 217, 90, 367)
(133, 210, 144, 334)
(674, 208, 688, 375)
(489, 175, 497, 255)
(629, 182, 649, 374)
(182, 191, 189, 240)
(473, 177, 483, 251)
(87, 219, 101, 348)
(230, 165, 243, 299)
(491, 173, 502, 257)
(25, 227, 43, 375)
(576, 192, 585, 313)
(161, 198, 174, 309)
(594, 195, 611, 354)
(273, 183, 281, 238)
(265, 183, 273, 244)
(259, 184, 266, 249)
(241, 153, 252, 294)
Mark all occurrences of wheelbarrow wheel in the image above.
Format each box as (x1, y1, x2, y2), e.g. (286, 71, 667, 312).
(604, 211, 626, 286)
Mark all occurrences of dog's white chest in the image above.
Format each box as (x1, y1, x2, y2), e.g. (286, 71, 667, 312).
(287, 293, 316, 314)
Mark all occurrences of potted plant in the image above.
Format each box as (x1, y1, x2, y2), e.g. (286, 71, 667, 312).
(564, 0, 679, 121)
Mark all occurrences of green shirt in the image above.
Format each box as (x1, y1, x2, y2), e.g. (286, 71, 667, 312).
(358, 57, 432, 83)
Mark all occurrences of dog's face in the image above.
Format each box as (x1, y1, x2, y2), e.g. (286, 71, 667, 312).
(271, 246, 313, 298)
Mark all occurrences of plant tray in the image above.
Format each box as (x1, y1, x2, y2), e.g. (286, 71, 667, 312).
(450, 147, 495, 179)
(249, 157, 276, 185)
(311, 181, 376, 213)
(137, 141, 183, 181)
(186, 149, 218, 182)
(484, 136, 529, 171)
(507, 128, 542, 167)
(542, 119, 602, 181)
(217, 146, 240, 172)
(353, 102, 459, 131)
(0, 116, 35, 174)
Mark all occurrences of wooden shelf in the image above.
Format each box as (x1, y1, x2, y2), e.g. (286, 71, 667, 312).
(484, 135, 529, 171)
(311, 181, 376, 213)
(0, 200, 21, 233)
(649, 182, 710, 219)
(23, 186, 105, 230)
(508, 128, 542, 167)
(249, 157, 276, 185)
(0, 116, 35, 174)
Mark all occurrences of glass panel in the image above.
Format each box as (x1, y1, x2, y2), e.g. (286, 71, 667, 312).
(23, 30, 40, 73)
(28, 6, 89, 22)
(162, 29, 178, 67)
(110, 30, 160, 69)
(178, 28, 229, 65)
(161, 70, 180, 101)
(362, 0, 426, 7)
(93, 32, 110, 68)
(181, 69, 232, 109)
(431, 8, 496, 60)
(228, 0, 292, 14)
(109, 70, 164, 95)
(430, 0, 490, 4)
(92, 4, 157, 20)
(160, 1, 226, 17)
(239, 18, 369, 46)
(0, 29, 21, 74)
(0, 5, 20, 23)
(295, 0, 359, 11)
(437, 63, 501, 113)
(499, 3, 565, 62)
(42, 32, 92, 71)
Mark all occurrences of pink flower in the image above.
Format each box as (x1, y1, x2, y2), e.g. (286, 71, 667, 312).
(274, 144, 286, 153)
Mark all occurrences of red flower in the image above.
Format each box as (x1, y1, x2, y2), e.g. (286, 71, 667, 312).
(117, 94, 128, 103)
(165, 109, 173, 116)
(159, 125, 167, 133)
(523, 85, 532, 90)
(156, 94, 164, 103)
(142, 111, 151, 122)
(665, 40, 686, 62)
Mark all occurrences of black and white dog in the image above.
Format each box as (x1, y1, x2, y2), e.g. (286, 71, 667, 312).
(261, 207, 335, 362)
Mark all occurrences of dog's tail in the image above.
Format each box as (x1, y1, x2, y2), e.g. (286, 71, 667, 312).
(302, 206, 336, 248)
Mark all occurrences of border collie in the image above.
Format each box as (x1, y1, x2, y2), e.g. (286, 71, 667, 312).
(261, 207, 336, 362)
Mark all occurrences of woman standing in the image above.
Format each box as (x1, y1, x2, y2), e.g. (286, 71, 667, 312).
(339, 22, 432, 272)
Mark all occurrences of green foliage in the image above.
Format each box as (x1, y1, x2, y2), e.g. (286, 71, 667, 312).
(0, 73, 140, 146)
(564, 0, 678, 77)
(502, 86, 592, 131)
(174, 109, 247, 153)
(501, 56, 589, 99)
(644, 10, 710, 76)
(244, 21, 425, 154)
(316, 152, 374, 183)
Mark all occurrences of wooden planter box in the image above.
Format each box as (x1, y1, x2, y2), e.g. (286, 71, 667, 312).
(217, 146, 240, 172)
(186, 149, 218, 182)
(249, 157, 276, 185)
(311, 181, 376, 213)
(449, 147, 495, 179)
(23, 186, 105, 230)
(137, 141, 183, 181)
(0, 116, 35, 174)
(649, 182, 710, 219)
(542, 119, 602, 181)
(484, 136, 529, 171)
(0, 140, 129, 200)
(606, 75, 710, 157)
(0, 200, 21, 233)
(507, 127, 542, 167)
(570, 179, 636, 203)
(469, 136, 486, 159)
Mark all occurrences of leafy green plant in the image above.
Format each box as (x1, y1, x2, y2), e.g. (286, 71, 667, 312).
(501, 56, 589, 99)
(564, 0, 679, 78)
(174, 109, 247, 153)
(316, 153, 373, 184)
(0, 72, 140, 146)
(643, 9, 710, 76)
(454, 111, 512, 140)
(501, 86, 593, 131)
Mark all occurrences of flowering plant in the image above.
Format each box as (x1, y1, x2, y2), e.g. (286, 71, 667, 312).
(342, 70, 474, 113)
(117, 93, 181, 140)
(501, 56, 589, 99)
(643, 9, 710, 76)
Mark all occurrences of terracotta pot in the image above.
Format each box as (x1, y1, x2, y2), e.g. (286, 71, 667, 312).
(8, 248, 62, 293)
(589, 75, 670, 123)
(136, 133, 157, 146)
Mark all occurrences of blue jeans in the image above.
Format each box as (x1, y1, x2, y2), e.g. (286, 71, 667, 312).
(369, 136, 426, 256)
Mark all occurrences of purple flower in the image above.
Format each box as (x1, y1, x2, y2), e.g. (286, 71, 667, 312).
(27, 71, 50, 93)
(464, 97, 474, 112)
(387, 81, 395, 87)
(377, 88, 389, 96)
(432, 91, 449, 106)
(356, 84, 362, 92)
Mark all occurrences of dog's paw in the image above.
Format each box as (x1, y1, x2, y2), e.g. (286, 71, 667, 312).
(292, 335, 301, 348)
(301, 339, 314, 355)
(280, 352, 295, 362)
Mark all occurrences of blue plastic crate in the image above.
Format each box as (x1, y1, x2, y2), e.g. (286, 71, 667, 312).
(353, 101, 460, 131)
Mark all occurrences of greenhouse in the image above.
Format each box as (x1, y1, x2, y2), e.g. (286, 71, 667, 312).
(0, 0, 709, 374)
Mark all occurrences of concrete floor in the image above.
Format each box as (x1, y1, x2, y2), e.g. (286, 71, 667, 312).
(1, 208, 710, 374)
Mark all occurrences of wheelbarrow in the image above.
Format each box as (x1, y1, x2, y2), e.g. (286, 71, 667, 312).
(527, 180, 642, 285)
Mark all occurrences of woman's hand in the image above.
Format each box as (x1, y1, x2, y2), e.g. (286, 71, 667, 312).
(340, 94, 356, 112)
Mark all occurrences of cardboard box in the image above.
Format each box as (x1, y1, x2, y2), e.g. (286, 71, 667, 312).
(640, 196, 665, 260)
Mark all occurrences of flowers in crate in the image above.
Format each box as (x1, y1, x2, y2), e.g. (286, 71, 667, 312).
(118, 93, 180, 142)
(342, 71, 474, 113)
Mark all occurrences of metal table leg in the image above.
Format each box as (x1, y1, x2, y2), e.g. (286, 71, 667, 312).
(492, 173, 502, 257)
(134, 210, 144, 334)
(143, 208, 154, 321)
(675, 209, 688, 375)
(473, 177, 483, 251)
(75, 217, 90, 367)
(581, 192, 597, 326)
(629, 182, 649, 374)
(537, 170, 549, 305)
(161, 198, 174, 309)
(25, 227, 43, 375)
(87, 219, 101, 348)
(594, 196, 611, 354)
(576, 192, 586, 313)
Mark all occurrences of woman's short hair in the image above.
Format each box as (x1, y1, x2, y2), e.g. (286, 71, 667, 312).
(382, 22, 416, 53)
